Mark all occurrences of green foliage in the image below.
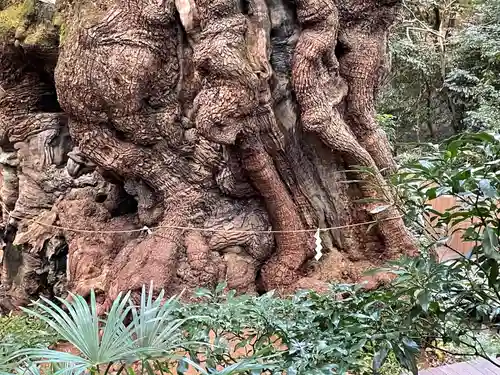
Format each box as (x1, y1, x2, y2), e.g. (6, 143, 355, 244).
(0, 284, 421, 375)
(177, 285, 423, 375)
(0, 343, 20, 375)
(0, 285, 268, 375)
(0, 311, 58, 375)
(0, 0, 32, 37)
(377, 0, 462, 142)
(0, 314, 58, 349)
(378, 0, 500, 141)
(394, 131, 500, 238)
(445, 0, 500, 132)
(51, 12, 66, 44)
(21, 291, 140, 373)
(17, 286, 202, 374)
(2, 134, 500, 374)
(0, 0, 58, 45)
(389, 132, 500, 360)
(376, 114, 397, 145)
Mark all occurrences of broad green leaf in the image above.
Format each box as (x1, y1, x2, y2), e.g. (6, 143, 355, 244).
(419, 160, 434, 170)
(483, 226, 500, 260)
(402, 338, 419, 353)
(446, 140, 463, 158)
(417, 290, 431, 312)
(393, 344, 418, 375)
(479, 179, 497, 198)
(473, 132, 497, 143)
(489, 260, 500, 287)
(425, 187, 437, 200)
(372, 346, 389, 372)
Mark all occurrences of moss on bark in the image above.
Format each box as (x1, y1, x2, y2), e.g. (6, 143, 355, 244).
(0, 0, 58, 45)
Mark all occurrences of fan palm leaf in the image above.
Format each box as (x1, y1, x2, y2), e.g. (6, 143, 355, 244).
(18, 285, 208, 372)
(129, 284, 200, 358)
(182, 356, 275, 375)
(20, 290, 137, 370)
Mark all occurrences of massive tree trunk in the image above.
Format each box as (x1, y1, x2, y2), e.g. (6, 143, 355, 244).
(0, 0, 415, 309)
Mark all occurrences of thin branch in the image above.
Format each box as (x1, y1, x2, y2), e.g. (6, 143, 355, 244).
(427, 344, 475, 358)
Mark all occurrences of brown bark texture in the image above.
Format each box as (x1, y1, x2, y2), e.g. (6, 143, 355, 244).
(0, 0, 416, 310)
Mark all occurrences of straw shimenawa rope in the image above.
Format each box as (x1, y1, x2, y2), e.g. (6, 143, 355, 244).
(0, 200, 403, 234)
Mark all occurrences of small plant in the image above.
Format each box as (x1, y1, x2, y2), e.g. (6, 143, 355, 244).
(16, 285, 196, 374)
(0, 313, 58, 349)
(176, 284, 422, 375)
(0, 284, 267, 375)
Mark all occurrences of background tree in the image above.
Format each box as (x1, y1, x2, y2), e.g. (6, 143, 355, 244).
(445, 0, 500, 132)
(376, 0, 500, 145)
(378, 0, 465, 142)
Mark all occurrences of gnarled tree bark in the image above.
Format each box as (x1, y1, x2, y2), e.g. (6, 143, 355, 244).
(0, 0, 415, 309)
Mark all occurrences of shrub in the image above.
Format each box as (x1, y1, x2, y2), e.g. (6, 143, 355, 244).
(0, 313, 58, 349)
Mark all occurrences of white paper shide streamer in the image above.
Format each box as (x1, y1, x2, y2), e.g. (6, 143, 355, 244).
(314, 228, 323, 261)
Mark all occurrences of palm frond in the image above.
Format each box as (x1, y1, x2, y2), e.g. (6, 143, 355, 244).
(16, 348, 90, 370)
(50, 361, 90, 375)
(129, 284, 189, 357)
(98, 291, 136, 363)
(15, 361, 42, 375)
(20, 290, 136, 369)
(181, 356, 274, 375)
(0, 342, 20, 375)
(17, 285, 209, 373)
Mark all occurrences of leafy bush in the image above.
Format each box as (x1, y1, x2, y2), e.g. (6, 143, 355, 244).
(389, 132, 500, 359)
(0, 343, 20, 375)
(0, 285, 270, 375)
(445, 0, 500, 132)
(0, 313, 58, 349)
(177, 284, 423, 375)
(1, 132, 500, 375)
(377, 0, 500, 140)
(177, 132, 500, 374)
